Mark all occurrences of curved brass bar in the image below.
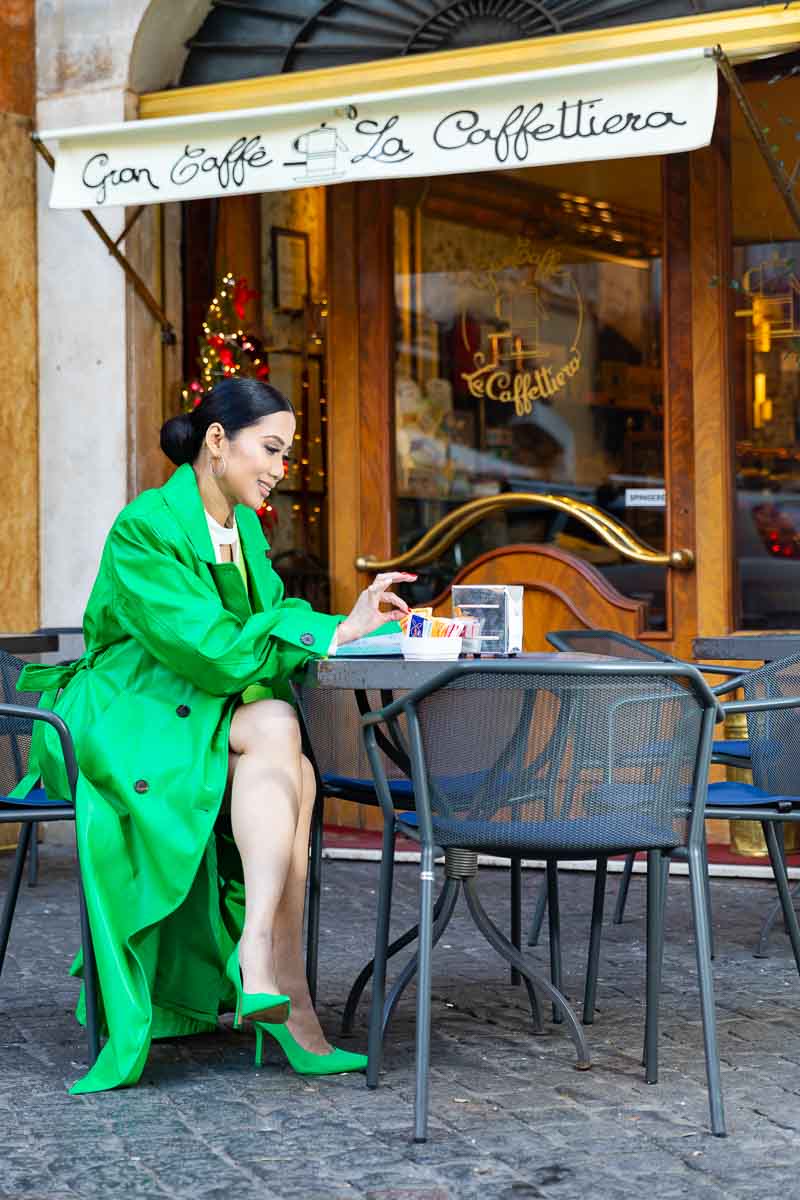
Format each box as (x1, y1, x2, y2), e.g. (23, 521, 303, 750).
(355, 493, 694, 573)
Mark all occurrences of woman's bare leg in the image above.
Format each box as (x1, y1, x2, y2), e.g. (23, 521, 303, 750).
(272, 756, 332, 1054)
(229, 699, 303, 996)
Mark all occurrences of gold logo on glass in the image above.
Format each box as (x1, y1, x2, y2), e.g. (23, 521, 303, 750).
(460, 241, 583, 417)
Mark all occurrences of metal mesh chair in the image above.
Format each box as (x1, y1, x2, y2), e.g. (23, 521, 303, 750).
(294, 681, 529, 1022)
(361, 659, 722, 1141)
(535, 629, 750, 936)
(709, 653, 800, 963)
(293, 683, 413, 1011)
(0, 650, 99, 1067)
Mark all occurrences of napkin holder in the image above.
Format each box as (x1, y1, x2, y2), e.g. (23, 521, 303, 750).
(452, 584, 524, 656)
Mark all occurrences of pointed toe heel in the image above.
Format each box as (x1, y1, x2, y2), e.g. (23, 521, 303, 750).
(225, 943, 290, 1029)
(254, 1022, 368, 1075)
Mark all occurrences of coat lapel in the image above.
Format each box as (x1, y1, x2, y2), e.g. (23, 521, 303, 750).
(237, 506, 272, 615)
(161, 465, 252, 622)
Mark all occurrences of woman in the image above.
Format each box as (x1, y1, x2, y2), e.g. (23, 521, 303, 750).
(16, 378, 415, 1094)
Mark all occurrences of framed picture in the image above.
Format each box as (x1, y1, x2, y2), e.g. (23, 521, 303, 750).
(271, 227, 310, 314)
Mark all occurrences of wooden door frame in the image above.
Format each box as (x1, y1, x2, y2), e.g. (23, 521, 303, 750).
(326, 181, 396, 613)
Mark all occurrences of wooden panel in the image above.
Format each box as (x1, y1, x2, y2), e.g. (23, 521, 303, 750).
(327, 182, 394, 614)
(215, 194, 263, 331)
(662, 153, 697, 660)
(430, 544, 647, 650)
(0, 8, 38, 632)
(0, 0, 33, 117)
(325, 182, 395, 826)
(691, 83, 735, 638)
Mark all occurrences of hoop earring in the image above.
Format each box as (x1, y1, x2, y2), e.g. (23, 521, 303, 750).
(210, 455, 227, 479)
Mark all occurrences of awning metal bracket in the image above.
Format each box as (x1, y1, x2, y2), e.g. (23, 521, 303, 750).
(713, 47, 800, 236)
(32, 136, 177, 345)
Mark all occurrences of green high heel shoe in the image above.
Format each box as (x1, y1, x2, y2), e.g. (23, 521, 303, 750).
(225, 943, 290, 1027)
(255, 1022, 368, 1075)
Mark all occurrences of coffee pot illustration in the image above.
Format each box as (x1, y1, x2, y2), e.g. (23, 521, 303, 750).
(292, 122, 349, 181)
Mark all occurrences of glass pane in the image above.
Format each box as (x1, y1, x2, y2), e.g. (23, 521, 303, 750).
(732, 68, 800, 628)
(260, 188, 329, 610)
(393, 159, 666, 628)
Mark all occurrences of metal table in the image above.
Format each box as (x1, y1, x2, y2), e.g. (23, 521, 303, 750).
(693, 635, 800, 662)
(0, 633, 59, 655)
(301, 650, 624, 1078)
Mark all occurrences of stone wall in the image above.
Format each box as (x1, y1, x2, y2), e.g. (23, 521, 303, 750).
(34, 0, 210, 624)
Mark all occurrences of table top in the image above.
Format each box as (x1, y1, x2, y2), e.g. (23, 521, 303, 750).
(304, 651, 626, 690)
(0, 632, 59, 654)
(693, 635, 800, 662)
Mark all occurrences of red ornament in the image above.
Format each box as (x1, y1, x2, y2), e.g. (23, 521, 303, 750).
(256, 364, 270, 380)
(208, 334, 225, 349)
(218, 347, 235, 367)
(233, 277, 258, 321)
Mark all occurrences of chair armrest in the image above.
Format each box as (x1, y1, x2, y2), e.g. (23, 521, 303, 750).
(0, 703, 78, 804)
(723, 695, 800, 715)
(695, 663, 753, 678)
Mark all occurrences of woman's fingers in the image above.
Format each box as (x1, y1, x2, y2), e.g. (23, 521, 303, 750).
(377, 591, 409, 612)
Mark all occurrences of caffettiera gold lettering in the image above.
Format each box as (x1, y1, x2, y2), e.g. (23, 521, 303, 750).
(462, 354, 582, 416)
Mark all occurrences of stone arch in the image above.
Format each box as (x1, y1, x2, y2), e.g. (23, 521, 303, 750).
(128, 0, 212, 94)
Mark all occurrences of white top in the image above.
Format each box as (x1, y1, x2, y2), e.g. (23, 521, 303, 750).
(205, 508, 240, 565)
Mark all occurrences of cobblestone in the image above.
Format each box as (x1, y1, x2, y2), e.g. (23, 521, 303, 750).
(4, 847, 800, 1198)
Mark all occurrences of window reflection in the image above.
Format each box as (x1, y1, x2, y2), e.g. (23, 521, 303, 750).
(732, 65, 800, 628)
(393, 161, 666, 627)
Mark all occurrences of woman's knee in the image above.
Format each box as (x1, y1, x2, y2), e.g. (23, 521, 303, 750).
(230, 699, 301, 758)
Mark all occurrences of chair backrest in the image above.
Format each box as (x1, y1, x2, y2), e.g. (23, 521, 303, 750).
(294, 684, 409, 792)
(390, 662, 716, 856)
(742, 653, 800, 796)
(546, 628, 672, 662)
(0, 650, 41, 796)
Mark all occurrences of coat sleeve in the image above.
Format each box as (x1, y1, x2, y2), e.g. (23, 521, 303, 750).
(107, 514, 343, 696)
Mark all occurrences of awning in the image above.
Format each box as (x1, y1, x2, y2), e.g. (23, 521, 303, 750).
(40, 48, 718, 211)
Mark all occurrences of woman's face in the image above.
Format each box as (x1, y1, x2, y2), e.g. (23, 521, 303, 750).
(212, 411, 296, 511)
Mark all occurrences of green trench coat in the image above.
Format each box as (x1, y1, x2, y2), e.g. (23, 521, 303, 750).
(14, 463, 343, 1094)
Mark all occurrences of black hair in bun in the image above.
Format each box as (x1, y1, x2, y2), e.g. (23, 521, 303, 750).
(159, 377, 294, 467)
(159, 410, 201, 466)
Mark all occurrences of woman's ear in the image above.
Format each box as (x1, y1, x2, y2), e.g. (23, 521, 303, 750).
(205, 421, 226, 453)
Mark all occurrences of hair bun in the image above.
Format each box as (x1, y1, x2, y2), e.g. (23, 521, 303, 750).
(160, 411, 200, 466)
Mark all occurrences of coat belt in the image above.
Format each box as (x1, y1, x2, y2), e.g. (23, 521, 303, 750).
(17, 651, 99, 695)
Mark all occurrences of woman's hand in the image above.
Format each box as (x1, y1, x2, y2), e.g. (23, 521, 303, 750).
(336, 572, 417, 645)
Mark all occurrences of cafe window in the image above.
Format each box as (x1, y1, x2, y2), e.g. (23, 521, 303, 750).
(731, 67, 800, 629)
(393, 157, 667, 627)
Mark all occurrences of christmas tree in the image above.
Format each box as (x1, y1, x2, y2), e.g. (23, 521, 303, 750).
(181, 272, 268, 409)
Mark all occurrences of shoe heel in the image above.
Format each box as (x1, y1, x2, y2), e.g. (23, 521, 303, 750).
(233, 995, 242, 1030)
(254, 1026, 264, 1068)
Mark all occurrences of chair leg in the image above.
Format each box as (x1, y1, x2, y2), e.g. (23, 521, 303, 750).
(613, 852, 636, 924)
(546, 861, 562, 1024)
(305, 792, 325, 1005)
(701, 837, 715, 961)
(380, 878, 461, 1039)
(77, 874, 100, 1065)
(0, 822, 33, 976)
(366, 819, 396, 1089)
(27, 822, 39, 888)
(762, 821, 800, 980)
(644, 850, 666, 1084)
(687, 842, 726, 1137)
(583, 856, 608, 1025)
(527, 868, 548, 947)
(413, 846, 435, 1143)
(510, 857, 522, 985)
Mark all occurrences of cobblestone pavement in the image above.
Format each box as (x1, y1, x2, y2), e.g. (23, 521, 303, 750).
(4, 847, 800, 1199)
